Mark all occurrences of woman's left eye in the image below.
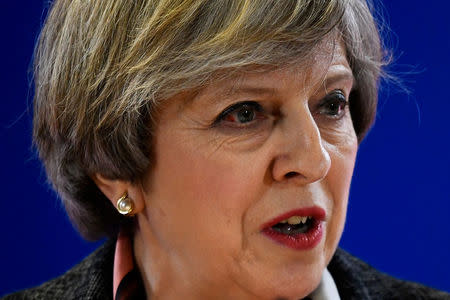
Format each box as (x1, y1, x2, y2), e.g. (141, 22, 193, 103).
(213, 101, 265, 127)
(318, 90, 348, 119)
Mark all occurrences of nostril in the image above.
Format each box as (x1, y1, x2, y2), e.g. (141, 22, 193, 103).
(284, 172, 298, 179)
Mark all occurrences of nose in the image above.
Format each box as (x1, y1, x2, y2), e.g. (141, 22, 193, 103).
(271, 108, 331, 185)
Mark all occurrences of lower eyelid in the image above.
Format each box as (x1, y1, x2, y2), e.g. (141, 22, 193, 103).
(213, 124, 264, 136)
(224, 112, 266, 126)
(214, 102, 263, 123)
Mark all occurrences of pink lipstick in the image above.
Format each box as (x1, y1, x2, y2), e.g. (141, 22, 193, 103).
(261, 206, 325, 250)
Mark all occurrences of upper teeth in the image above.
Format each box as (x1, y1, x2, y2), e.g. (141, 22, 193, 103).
(280, 216, 310, 225)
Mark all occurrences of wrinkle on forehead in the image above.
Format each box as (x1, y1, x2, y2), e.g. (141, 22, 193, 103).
(175, 33, 351, 112)
(212, 39, 347, 97)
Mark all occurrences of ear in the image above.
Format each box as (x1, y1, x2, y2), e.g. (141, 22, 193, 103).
(92, 173, 145, 215)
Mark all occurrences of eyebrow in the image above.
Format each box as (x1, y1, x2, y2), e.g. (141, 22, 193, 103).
(321, 71, 355, 90)
(221, 86, 277, 97)
(194, 83, 278, 107)
(198, 68, 355, 106)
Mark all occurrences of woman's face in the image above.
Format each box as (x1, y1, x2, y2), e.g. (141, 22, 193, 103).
(134, 40, 358, 299)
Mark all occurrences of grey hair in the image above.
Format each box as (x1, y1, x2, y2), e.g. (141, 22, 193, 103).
(33, 0, 386, 240)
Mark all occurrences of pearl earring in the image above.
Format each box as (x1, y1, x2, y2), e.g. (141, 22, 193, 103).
(116, 193, 134, 216)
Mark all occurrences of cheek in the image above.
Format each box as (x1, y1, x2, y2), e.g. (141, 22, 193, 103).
(145, 134, 264, 266)
(322, 117, 358, 211)
(329, 142, 357, 204)
(324, 134, 358, 252)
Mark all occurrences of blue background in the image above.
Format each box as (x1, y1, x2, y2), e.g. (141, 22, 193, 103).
(1, 0, 449, 296)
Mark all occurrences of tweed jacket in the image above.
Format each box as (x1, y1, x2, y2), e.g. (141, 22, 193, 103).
(3, 240, 449, 300)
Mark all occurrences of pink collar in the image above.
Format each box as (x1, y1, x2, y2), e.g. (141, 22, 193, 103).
(113, 231, 134, 300)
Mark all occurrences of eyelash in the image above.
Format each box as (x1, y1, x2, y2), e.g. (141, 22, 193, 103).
(212, 101, 265, 128)
(212, 90, 349, 127)
(317, 90, 349, 119)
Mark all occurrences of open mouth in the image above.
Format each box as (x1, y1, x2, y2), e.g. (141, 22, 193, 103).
(271, 216, 315, 235)
(261, 207, 325, 250)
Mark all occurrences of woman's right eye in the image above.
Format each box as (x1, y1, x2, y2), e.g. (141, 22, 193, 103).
(213, 101, 265, 127)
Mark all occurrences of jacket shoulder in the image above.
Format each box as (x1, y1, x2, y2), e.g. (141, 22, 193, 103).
(2, 240, 115, 300)
(329, 248, 450, 300)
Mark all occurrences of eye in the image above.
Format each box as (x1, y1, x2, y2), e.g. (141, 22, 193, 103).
(213, 101, 265, 127)
(318, 90, 348, 119)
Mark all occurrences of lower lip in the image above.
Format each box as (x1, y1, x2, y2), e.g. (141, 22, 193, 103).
(261, 219, 323, 250)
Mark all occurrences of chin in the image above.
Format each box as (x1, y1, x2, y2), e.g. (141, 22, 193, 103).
(257, 270, 324, 300)
(236, 254, 327, 300)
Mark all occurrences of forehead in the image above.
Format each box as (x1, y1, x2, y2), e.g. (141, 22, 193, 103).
(199, 38, 351, 99)
(166, 37, 353, 117)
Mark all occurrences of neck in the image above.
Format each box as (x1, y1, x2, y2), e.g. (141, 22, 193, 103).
(132, 215, 270, 300)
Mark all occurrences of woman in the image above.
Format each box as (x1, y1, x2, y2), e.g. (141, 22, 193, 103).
(3, 0, 449, 299)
